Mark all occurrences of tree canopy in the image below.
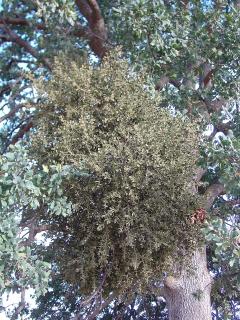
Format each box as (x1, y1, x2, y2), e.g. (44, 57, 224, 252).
(0, 1, 239, 319)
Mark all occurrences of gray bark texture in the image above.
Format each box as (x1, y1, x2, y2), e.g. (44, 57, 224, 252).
(164, 247, 212, 320)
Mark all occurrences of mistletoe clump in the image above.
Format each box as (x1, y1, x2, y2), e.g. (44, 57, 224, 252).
(33, 53, 200, 295)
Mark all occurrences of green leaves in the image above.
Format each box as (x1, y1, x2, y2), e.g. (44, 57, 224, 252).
(205, 136, 240, 195)
(35, 0, 77, 26)
(109, 0, 240, 114)
(203, 217, 239, 270)
(0, 143, 73, 301)
(32, 53, 200, 295)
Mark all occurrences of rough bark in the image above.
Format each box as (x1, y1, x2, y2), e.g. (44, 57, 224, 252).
(75, 0, 108, 57)
(162, 182, 224, 320)
(164, 248, 212, 320)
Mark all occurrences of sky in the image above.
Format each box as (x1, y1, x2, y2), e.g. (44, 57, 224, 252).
(0, 290, 36, 320)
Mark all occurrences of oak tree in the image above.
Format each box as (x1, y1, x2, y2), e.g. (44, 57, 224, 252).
(0, 1, 239, 319)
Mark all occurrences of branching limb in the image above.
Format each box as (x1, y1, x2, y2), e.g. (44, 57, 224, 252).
(194, 167, 207, 183)
(75, 0, 108, 57)
(204, 183, 225, 210)
(1, 24, 51, 69)
(0, 84, 12, 99)
(0, 16, 45, 30)
(72, 293, 115, 320)
(0, 104, 25, 123)
(10, 120, 33, 145)
(11, 288, 26, 320)
(87, 295, 115, 320)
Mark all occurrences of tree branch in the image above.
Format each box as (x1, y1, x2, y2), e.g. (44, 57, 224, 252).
(2, 24, 51, 69)
(204, 183, 225, 210)
(10, 120, 33, 145)
(0, 16, 45, 30)
(75, 0, 108, 57)
(87, 295, 115, 320)
(75, 0, 92, 21)
(164, 275, 180, 291)
(0, 84, 12, 98)
(74, 293, 115, 320)
(87, 0, 102, 21)
(208, 121, 232, 140)
(0, 33, 11, 42)
(155, 76, 169, 90)
(205, 97, 226, 113)
(199, 63, 214, 89)
(155, 76, 181, 91)
(0, 104, 25, 123)
(0, 77, 24, 102)
(193, 167, 207, 183)
(11, 288, 26, 320)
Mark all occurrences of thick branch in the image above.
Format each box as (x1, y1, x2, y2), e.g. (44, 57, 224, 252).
(199, 63, 214, 89)
(10, 120, 33, 145)
(0, 16, 45, 30)
(0, 84, 12, 98)
(155, 76, 169, 90)
(87, 0, 102, 21)
(205, 97, 226, 113)
(75, 0, 107, 57)
(11, 288, 26, 320)
(155, 76, 181, 90)
(75, 0, 92, 21)
(2, 25, 51, 69)
(164, 275, 180, 291)
(194, 167, 207, 183)
(0, 104, 25, 123)
(208, 121, 232, 140)
(204, 183, 225, 210)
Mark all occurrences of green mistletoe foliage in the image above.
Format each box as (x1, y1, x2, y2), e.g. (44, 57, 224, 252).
(32, 53, 200, 295)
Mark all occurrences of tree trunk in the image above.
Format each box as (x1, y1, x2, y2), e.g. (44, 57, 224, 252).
(164, 247, 212, 320)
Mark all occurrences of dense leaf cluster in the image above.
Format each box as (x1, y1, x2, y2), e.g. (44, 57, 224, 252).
(33, 54, 200, 294)
(0, 145, 73, 302)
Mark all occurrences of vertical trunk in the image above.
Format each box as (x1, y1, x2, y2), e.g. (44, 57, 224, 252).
(164, 247, 212, 320)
